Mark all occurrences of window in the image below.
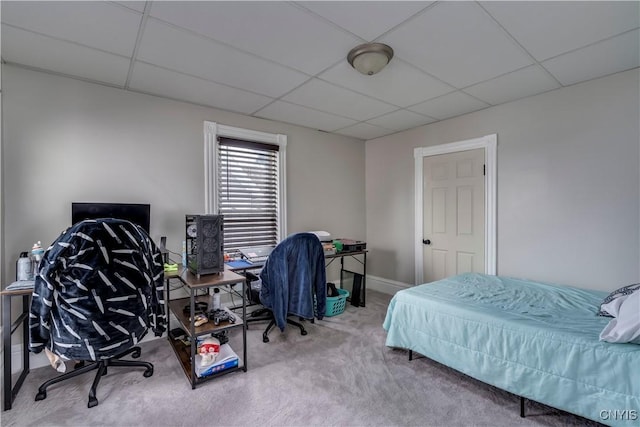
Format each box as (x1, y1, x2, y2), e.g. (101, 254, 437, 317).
(218, 138, 279, 255)
(204, 122, 287, 257)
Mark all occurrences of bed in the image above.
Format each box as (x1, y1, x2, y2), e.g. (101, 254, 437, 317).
(383, 273, 640, 426)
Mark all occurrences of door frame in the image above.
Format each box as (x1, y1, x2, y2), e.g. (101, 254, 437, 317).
(414, 134, 497, 285)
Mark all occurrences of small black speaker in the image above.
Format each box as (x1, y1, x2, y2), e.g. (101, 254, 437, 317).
(185, 214, 224, 277)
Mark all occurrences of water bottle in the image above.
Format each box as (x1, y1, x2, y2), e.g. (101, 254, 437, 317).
(210, 287, 221, 311)
(16, 252, 32, 281)
(31, 241, 45, 278)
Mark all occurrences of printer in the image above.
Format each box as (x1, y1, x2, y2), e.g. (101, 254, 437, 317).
(309, 231, 332, 242)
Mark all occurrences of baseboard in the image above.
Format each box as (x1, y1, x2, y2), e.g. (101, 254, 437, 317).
(8, 343, 48, 373)
(365, 275, 411, 295)
(330, 274, 410, 296)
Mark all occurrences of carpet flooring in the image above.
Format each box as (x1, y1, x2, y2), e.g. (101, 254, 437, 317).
(1, 290, 603, 427)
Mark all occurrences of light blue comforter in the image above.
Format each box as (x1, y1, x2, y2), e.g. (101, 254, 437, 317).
(383, 273, 639, 426)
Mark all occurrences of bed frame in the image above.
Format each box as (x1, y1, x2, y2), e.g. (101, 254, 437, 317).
(408, 349, 528, 418)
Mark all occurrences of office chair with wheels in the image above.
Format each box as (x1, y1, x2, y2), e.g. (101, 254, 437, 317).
(247, 232, 326, 343)
(29, 218, 166, 408)
(245, 272, 310, 342)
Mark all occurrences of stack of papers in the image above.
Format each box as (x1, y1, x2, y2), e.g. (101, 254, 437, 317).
(6, 280, 35, 291)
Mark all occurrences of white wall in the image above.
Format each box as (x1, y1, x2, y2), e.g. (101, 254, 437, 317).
(3, 64, 638, 295)
(366, 68, 639, 292)
(1, 65, 366, 284)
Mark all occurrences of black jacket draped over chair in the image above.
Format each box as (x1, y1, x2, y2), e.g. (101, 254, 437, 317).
(29, 218, 166, 362)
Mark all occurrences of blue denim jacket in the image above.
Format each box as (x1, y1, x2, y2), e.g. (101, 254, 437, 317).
(259, 233, 326, 331)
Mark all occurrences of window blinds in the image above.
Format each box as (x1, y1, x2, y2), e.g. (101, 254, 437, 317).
(217, 137, 280, 256)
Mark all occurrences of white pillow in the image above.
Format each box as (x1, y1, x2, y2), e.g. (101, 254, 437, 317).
(599, 296, 627, 318)
(598, 283, 640, 317)
(600, 290, 640, 344)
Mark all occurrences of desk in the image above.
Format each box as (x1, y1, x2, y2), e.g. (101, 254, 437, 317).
(226, 251, 368, 307)
(224, 261, 263, 312)
(325, 250, 367, 307)
(1, 288, 32, 411)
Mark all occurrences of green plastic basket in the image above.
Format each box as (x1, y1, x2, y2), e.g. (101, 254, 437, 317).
(325, 288, 350, 317)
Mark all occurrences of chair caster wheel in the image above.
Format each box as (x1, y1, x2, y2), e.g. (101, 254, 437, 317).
(35, 391, 46, 401)
(132, 349, 141, 358)
(262, 335, 270, 343)
(88, 397, 98, 408)
(301, 330, 308, 336)
(143, 367, 153, 378)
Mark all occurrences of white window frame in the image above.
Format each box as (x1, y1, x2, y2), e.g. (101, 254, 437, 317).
(204, 121, 287, 242)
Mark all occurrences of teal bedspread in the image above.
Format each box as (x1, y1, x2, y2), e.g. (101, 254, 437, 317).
(383, 273, 640, 426)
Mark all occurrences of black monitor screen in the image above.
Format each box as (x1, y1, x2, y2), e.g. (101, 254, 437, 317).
(72, 202, 151, 233)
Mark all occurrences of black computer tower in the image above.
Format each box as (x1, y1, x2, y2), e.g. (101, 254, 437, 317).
(185, 214, 224, 276)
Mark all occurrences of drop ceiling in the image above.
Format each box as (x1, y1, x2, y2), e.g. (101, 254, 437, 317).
(2, 1, 638, 140)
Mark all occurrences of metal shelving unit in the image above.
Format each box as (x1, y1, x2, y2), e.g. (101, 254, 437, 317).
(166, 268, 247, 389)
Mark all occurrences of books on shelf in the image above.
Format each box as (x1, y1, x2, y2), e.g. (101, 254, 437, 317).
(194, 343, 239, 378)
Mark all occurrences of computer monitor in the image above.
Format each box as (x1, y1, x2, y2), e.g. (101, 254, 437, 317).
(71, 202, 151, 233)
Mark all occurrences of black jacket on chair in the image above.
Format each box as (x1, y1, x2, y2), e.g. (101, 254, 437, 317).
(29, 219, 166, 361)
(259, 232, 326, 331)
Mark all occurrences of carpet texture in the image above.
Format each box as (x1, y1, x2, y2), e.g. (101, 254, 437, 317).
(2, 290, 603, 427)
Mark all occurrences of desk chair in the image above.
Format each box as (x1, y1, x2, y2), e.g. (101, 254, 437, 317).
(246, 233, 326, 343)
(29, 218, 166, 408)
(245, 272, 309, 342)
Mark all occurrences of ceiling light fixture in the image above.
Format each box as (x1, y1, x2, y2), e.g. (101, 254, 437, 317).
(347, 43, 394, 76)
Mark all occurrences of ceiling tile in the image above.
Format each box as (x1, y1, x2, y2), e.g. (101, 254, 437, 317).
(137, 19, 309, 98)
(1, 1, 142, 57)
(542, 29, 640, 86)
(114, 2, 147, 13)
(409, 91, 490, 120)
(481, 1, 640, 61)
(336, 123, 395, 140)
(282, 79, 397, 121)
(2, 1, 636, 138)
(381, 1, 533, 88)
(149, 1, 360, 75)
(254, 100, 358, 132)
(1, 26, 130, 86)
(464, 65, 560, 105)
(366, 109, 436, 131)
(129, 62, 273, 115)
(297, 1, 433, 41)
(319, 59, 454, 107)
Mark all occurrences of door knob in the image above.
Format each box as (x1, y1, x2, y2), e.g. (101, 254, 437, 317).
(422, 239, 431, 245)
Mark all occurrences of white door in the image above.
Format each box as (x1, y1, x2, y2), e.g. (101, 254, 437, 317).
(423, 148, 485, 282)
